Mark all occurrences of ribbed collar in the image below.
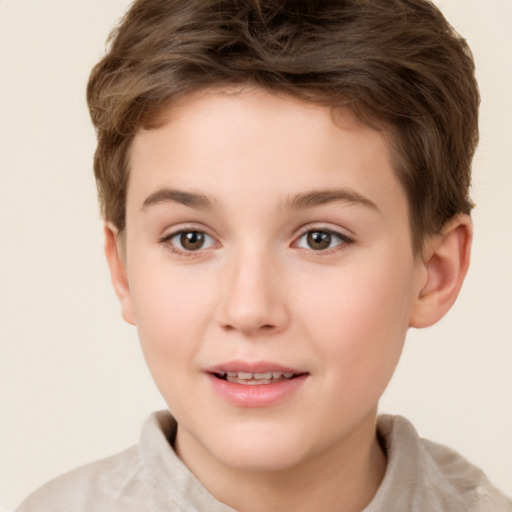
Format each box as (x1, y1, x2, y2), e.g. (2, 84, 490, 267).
(139, 410, 236, 512)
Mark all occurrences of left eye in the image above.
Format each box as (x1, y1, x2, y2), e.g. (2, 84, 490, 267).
(167, 230, 216, 251)
(295, 230, 348, 251)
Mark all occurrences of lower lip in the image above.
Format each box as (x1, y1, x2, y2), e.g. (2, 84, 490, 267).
(207, 374, 308, 407)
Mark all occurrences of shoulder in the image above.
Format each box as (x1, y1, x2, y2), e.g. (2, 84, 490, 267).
(369, 415, 512, 512)
(14, 411, 230, 512)
(420, 435, 512, 512)
(15, 411, 179, 512)
(15, 445, 148, 512)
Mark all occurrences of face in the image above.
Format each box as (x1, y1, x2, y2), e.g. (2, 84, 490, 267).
(115, 88, 427, 474)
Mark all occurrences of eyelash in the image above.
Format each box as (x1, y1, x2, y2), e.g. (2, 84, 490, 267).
(159, 229, 217, 258)
(294, 228, 354, 255)
(159, 227, 354, 257)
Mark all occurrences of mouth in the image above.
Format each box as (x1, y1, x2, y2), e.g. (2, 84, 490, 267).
(206, 363, 308, 407)
(212, 370, 303, 385)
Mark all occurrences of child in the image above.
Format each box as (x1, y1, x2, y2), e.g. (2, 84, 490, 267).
(15, 1, 512, 511)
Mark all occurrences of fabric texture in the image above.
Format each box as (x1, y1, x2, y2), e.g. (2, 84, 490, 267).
(16, 411, 512, 512)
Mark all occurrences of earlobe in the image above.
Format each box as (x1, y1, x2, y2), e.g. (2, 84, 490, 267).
(104, 223, 136, 325)
(409, 215, 472, 328)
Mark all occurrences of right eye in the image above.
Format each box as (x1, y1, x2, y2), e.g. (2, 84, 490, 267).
(164, 230, 216, 253)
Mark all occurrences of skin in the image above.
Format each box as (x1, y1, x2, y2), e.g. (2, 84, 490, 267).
(105, 87, 472, 512)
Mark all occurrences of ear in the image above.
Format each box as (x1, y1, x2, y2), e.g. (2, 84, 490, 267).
(104, 223, 136, 325)
(409, 215, 472, 328)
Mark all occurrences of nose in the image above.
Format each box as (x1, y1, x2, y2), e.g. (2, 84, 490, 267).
(217, 248, 290, 337)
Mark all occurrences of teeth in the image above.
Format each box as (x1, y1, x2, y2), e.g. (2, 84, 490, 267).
(220, 371, 297, 383)
(253, 372, 272, 379)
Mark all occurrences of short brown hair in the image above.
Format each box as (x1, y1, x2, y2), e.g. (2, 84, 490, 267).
(87, 0, 479, 251)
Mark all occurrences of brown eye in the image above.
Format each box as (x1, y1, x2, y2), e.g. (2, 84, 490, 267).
(306, 231, 332, 250)
(164, 230, 215, 253)
(179, 231, 205, 251)
(295, 229, 351, 252)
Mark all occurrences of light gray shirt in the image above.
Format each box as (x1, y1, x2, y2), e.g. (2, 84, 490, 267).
(16, 411, 512, 512)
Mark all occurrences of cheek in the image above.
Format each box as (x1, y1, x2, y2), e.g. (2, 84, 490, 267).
(128, 265, 220, 414)
(297, 259, 414, 393)
(128, 262, 216, 373)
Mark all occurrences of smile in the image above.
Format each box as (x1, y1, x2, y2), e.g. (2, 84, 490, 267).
(214, 371, 297, 385)
(206, 362, 308, 407)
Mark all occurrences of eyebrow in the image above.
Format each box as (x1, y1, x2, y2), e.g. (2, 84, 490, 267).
(141, 187, 378, 213)
(283, 189, 379, 212)
(142, 189, 214, 210)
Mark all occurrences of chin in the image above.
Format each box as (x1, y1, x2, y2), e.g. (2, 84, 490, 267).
(218, 444, 307, 473)
(207, 422, 311, 473)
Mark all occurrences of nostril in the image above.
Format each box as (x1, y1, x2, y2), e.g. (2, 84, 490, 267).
(221, 322, 276, 333)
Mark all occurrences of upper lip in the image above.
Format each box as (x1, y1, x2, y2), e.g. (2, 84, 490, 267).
(205, 360, 306, 375)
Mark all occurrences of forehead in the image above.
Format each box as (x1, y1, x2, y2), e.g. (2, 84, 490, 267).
(127, 87, 407, 223)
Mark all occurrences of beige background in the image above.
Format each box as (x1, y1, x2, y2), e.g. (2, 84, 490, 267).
(1, 0, 511, 509)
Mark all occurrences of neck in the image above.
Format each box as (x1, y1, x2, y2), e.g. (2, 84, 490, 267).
(175, 410, 387, 512)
